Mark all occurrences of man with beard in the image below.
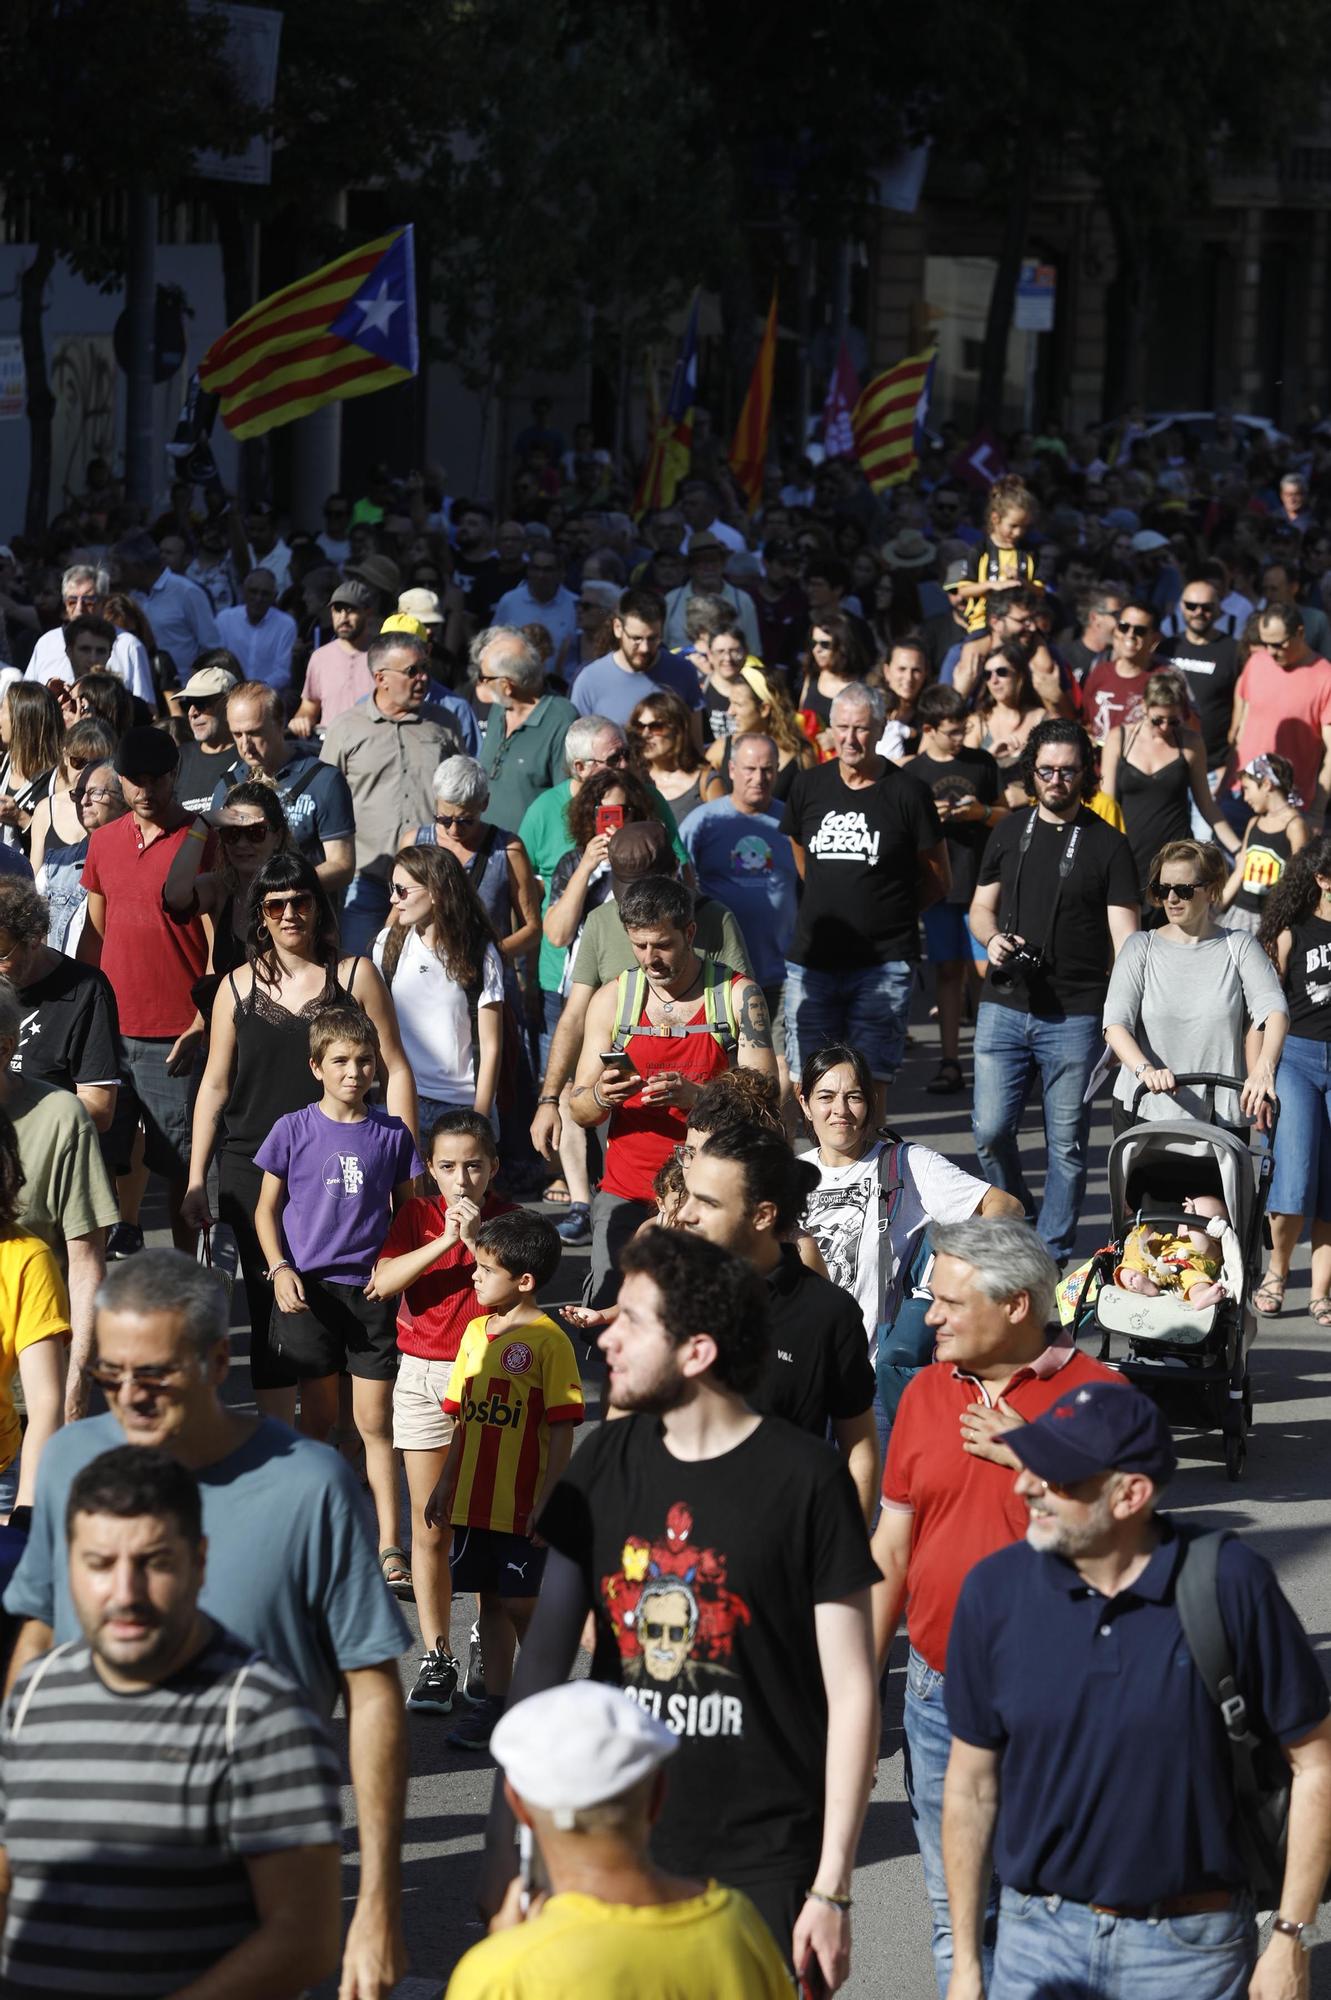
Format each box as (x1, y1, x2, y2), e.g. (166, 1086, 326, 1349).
(476, 1227, 880, 1994)
(943, 1382, 1331, 2000)
(0, 1445, 342, 1999)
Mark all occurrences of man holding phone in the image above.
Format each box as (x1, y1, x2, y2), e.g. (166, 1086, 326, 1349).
(568, 876, 777, 1305)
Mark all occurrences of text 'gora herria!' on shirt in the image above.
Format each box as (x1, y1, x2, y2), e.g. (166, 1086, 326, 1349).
(806, 811, 881, 864)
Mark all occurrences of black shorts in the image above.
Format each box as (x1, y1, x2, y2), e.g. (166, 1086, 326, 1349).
(270, 1273, 398, 1382)
(449, 1525, 546, 1598)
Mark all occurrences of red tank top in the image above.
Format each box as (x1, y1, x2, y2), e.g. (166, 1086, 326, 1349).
(600, 978, 739, 1204)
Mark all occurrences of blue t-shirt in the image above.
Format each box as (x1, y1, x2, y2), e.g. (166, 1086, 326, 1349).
(569, 650, 704, 724)
(210, 751, 354, 864)
(4, 1414, 409, 1716)
(678, 799, 798, 988)
(254, 1103, 420, 1283)
(944, 1521, 1330, 1906)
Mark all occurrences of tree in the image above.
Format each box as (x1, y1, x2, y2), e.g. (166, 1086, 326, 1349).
(0, 0, 250, 533)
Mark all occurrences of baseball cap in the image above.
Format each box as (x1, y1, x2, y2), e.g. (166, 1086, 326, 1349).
(177, 663, 239, 702)
(944, 558, 971, 588)
(346, 552, 402, 598)
(490, 1681, 678, 1829)
(114, 725, 180, 780)
(398, 587, 444, 626)
(1002, 1381, 1176, 1488)
(608, 820, 674, 897)
(1130, 529, 1170, 555)
(330, 579, 374, 610)
(379, 613, 430, 642)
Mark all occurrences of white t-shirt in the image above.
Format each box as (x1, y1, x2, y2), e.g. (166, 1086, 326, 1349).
(799, 1139, 991, 1342)
(371, 929, 503, 1102)
(26, 627, 154, 704)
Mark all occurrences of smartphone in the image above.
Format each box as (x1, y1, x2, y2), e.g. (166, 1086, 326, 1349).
(800, 1962, 829, 2000)
(517, 1824, 547, 1913)
(596, 803, 625, 838)
(598, 1050, 634, 1075)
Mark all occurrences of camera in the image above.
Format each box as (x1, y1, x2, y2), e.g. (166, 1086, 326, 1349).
(989, 936, 1044, 992)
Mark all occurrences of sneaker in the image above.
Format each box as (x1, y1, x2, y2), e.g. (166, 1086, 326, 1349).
(463, 1621, 486, 1702)
(555, 1202, 591, 1245)
(106, 1222, 145, 1260)
(407, 1642, 458, 1714)
(447, 1693, 505, 1750)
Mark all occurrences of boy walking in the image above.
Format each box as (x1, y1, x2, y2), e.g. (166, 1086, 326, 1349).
(254, 1003, 420, 1585)
(426, 1213, 583, 1750)
(370, 1109, 517, 1713)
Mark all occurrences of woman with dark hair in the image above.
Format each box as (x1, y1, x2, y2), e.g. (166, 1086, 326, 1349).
(628, 687, 724, 818)
(0, 1104, 69, 1516)
(73, 670, 133, 740)
(0, 682, 63, 852)
(1253, 835, 1331, 1320)
(879, 641, 931, 763)
(1221, 752, 1309, 935)
(374, 845, 504, 1137)
(183, 851, 415, 1425)
(964, 646, 1046, 804)
(797, 610, 868, 752)
(1098, 667, 1239, 898)
(163, 778, 294, 987)
(28, 716, 117, 945)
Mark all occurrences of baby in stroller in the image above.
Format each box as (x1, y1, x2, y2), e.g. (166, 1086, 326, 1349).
(1114, 1192, 1229, 1311)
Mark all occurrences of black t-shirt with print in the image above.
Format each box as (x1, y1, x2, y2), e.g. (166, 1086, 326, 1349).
(1285, 917, 1331, 1041)
(780, 760, 942, 969)
(174, 739, 235, 816)
(1152, 634, 1240, 767)
(15, 957, 122, 1093)
(754, 1246, 874, 1434)
(977, 804, 1140, 1018)
(903, 747, 1001, 908)
(537, 1414, 880, 1886)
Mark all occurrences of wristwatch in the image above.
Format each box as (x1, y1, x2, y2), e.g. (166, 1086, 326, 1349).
(1132, 1060, 1150, 1079)
(1272, 1916, 1313, 1949)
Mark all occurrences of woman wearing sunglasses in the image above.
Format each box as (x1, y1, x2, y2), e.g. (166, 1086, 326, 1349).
(27, 717, 117, 946)
(963, 646, 1044, 804)
(183, 852, 415, 1423)
(163, 780, 292, 987)
(1098, 669, 1239, 905)
(1103, 837, 1285, 1139)
(627, 689, 724, 820)
(414, 753, 542, 973)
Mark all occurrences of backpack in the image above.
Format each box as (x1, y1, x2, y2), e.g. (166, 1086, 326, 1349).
(874, 1140, 938, 1430)
(1175, 1528, 1290, 1902)
(608, 956, 739, 1058)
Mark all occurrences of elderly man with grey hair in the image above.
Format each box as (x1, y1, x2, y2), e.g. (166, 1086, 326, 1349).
(780, 680, 949, 1116)
(3, 1244, 412, 1999)
(476, 624, 579, 831)
(867, 1214, 1124, 1997)
(25, 563, 156, 703)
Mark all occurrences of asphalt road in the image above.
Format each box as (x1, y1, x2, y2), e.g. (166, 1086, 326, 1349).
(188, 1008, 1331, 1998)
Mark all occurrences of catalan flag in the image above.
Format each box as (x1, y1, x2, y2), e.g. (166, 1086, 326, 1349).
(199, 225, 419, 441)
(634, 291, 700, 516)
(727, 288, 778, 512)
(852, 343, 937, 492)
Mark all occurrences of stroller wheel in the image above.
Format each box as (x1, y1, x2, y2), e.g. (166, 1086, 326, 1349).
(1224, 1430, 1246, 1482)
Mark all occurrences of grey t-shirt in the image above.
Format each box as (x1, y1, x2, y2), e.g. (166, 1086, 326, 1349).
(570, 895, 753, 990)
(1103, 926, 1287, 1125)
(4, 1414, 409, 1716)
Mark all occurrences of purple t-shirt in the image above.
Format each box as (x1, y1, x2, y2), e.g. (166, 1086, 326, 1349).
(254, 1103, 421, 1283)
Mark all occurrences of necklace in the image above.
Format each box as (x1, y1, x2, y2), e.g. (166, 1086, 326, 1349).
(646, 959, 702, 1022)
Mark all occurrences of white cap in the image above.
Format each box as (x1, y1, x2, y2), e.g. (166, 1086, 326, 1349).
(490, 1681, 678, 1829)
(1130, 529, 1170, 554)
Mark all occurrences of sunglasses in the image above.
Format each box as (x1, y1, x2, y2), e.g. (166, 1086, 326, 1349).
(590, 750, 630, 769)
(88, 1360, 191, 1392)
(811, 638, 837, 651)
(984, 667, 1014, 680)
(65, 754, 95, 772)
(1117, 621, 1152, 637)
(1266, 638, 1292, 653)
(1033, 765, 1080, 783)
(220, 822, 269, 844)
(1148, 713, 1179, 729)
(1150, 879, 1202, 901)
(1181, 599, 1216, 614)
(633, 719, 670, 735)
(434, 813, 478, 830)
(389, 880, 419, 900)
(261, 893, 313, 918)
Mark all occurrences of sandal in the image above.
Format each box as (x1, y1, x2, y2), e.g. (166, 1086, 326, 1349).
(544, 1178, 572, 1207)
(1310, 1296, 1331, 1329)
(1253, 1272, 1286, 1318)
(925, 1059, 964, 1096)
(379, 1547, 414, 1599)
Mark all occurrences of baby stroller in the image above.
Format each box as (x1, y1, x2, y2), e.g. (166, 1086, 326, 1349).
(1069, 1072, 1278, 1481)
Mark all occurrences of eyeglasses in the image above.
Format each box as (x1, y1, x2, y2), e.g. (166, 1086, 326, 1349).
(88, 1359, 192, 1393)
(435, 813, 478, 830)
(673, 1141, 696, 1163)
(388, 881, 418, 900)
(1148, 713, 1179, 729)
(1150, 880, 1202, 901)
(1117, 621, 1152, 638)
(589, 750, 630, 770)
(261, 893, 314, 918)
(641, 1621, 689, 1643)
(380, 663, 429, 679)
(219, 822, 269, 844)
(1181, 599, 1215, 614)
(1033, 765, 1080, 783)
(78, 787, 117, 805)
(478, 671, 511, 685)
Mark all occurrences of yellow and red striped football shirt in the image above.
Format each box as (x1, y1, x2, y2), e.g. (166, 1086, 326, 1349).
(443, 1312, 584, 1535)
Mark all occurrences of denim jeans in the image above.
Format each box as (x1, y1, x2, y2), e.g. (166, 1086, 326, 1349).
(989, 1884, 1256, 2000)
(971, 1004, 1102, 1263)
(783, 957, 915, 1081)
(1270, 1033, 1331, 1220)
(903, 1648, 997, 1998)
(340, 872, 391, 955)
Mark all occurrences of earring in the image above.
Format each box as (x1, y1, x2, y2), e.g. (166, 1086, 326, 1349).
(257, 922, 269, 941)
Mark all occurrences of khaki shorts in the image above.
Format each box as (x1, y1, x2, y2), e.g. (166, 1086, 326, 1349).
(393, 1354, 457, 1452)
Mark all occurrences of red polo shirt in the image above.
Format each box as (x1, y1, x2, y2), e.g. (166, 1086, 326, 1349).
(882, 1338, 1123, 1672)
(82, 817, 209, 1038)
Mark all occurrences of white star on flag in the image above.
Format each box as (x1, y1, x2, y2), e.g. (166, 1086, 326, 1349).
(355, 282, 401, 339)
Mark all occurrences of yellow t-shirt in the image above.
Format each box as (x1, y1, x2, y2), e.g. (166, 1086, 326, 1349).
(0, 1230, 71, 1470)
(442, 1881, 792, 2000)
(442, 1311, 584, 1535)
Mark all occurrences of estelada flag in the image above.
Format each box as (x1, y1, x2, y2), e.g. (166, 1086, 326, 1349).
(634, 291, 700, 516)
(852, 344, 937, 491)
(727, 288, 778, 512)
(199, 226, 419, 440)
(820, 336, 861, 461)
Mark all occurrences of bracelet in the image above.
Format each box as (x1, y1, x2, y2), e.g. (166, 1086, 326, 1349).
(807, 1888, 852, 1912)
(537, 1094, 561, 1105)
(591, 1082, 608, 1111)
(1132, 1061, 1150, 1078)
(265, 1260, 293, 1282)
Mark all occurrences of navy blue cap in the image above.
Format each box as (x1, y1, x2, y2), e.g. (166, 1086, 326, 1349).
(1002, 1381, 1177, 1487)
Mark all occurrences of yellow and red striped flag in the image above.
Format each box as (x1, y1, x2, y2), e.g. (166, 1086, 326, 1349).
(199, 226, 418, 441)
(727, 288, 778, 512)
(852, 343, 937, 491)
(633, 291, 700, 517)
